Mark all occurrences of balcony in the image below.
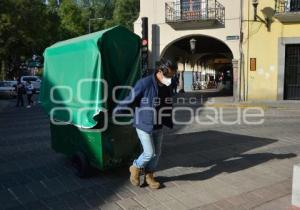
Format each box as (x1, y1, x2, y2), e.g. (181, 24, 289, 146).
(165, 0, 225, 30)
(275, 0, 300, 22)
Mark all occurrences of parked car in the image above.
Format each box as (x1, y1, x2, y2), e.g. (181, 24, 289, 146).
(6, 80, 17, 89)
(0, 81, 17, 98)
(20, 76, 42, 93)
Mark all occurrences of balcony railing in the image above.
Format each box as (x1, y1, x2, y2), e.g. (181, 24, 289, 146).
(165, 0, 225, 29)
(275, 0, 300, 22)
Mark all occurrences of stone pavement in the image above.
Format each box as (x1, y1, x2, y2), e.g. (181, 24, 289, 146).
(174, 92, 300, 110)
(0, 96, 300, 210)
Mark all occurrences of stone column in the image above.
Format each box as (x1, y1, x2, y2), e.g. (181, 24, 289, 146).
(195, 65, 198, 81)
(178, 62, 185, 93)
(198, 65, 202, 81)
(178, 71, 184, 93)
(232, 59, 240, 102)
(191, 66, 195, 90)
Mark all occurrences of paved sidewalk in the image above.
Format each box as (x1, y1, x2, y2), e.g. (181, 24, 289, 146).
(174, 91, 300, 110)
(0, 96, 300, 210)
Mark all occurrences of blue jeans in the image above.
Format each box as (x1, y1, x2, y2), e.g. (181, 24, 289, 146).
(133, 128, 164, 172)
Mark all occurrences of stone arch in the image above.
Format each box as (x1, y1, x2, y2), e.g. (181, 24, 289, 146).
(159, 34, 237, 99)
(160, 34, 234, 60)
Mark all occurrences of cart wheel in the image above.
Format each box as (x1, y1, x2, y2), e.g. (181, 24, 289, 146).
(72, 152, 90, 178)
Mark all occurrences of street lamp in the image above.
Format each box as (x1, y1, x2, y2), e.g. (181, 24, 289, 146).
(88, 18, 104, 33)
(252, 0, 272, 31)
(252, 0, 259, 21)
(190, 38, 197, 54)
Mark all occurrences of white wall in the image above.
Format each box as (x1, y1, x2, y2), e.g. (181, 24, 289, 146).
(134, 0, 242, 68)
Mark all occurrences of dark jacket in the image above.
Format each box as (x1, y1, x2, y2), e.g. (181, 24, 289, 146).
(16, 82, 25, 95)
(115, 73, 173, 134)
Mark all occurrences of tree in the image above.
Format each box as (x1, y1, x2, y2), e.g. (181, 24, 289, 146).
(112, 0, 139, 30)
(45, 0, 61, 42)
(0, 0, 61, 78)
(81, 0, 115, 33)
(0, 0, 140, 78)
(58, 0, 90, 38)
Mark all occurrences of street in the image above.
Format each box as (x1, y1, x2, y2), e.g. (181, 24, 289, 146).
(1, 0, 300, 209)
(0, 96, 300, 210)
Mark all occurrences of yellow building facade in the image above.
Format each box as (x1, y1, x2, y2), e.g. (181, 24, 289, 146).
(242, 0, 300, 101)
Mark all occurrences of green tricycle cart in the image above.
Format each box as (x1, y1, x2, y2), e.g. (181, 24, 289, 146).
(40, 26, 141, 177)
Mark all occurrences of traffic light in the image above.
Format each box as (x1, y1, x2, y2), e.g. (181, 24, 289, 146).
(141, 17, 148, 77)
(142, 17, 148, 40)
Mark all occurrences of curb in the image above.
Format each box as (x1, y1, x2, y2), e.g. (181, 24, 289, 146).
(204, 103, 300, 110)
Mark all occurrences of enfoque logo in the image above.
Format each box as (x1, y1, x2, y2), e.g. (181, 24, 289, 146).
(48, 79, 265, 131)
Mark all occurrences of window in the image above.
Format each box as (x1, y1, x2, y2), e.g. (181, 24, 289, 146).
(284, 44, 300, 100)
(23, 77, 38, 82)
(286, 0, 300, 12)
(181, 0, 208, 19)
(290, 0, 300, 11)
(181, 0, 207, 12)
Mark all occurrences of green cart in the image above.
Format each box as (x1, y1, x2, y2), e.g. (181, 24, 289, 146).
(40, 26, 141, 177)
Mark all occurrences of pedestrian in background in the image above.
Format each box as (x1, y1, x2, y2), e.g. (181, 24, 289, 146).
(25, 81, 34, 108)
(218, 72, 224, 89)
(16, 78, 25, 107)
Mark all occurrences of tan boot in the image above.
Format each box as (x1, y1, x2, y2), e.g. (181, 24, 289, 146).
(129, 165, 140, 186)
(145, 172, 160, 189)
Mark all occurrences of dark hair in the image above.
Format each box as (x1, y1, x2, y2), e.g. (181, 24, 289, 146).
(156, 58, 178, 74)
